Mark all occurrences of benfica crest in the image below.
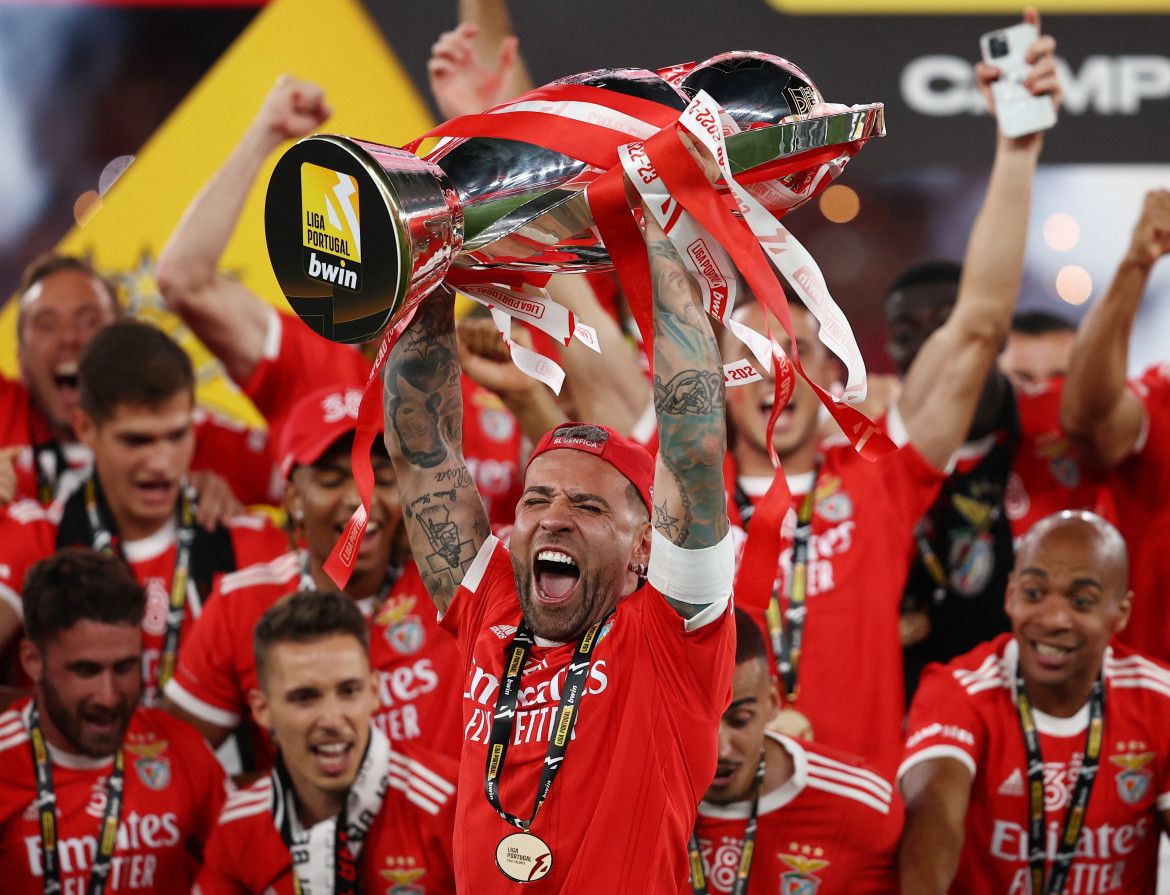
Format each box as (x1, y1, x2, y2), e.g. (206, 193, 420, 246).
(779, 851, 831, 895)
(1110, 751, 1155, 805)
(125, 734, 171, 791)
(378, 856, 426, 894)
(375, 595, 426, 655)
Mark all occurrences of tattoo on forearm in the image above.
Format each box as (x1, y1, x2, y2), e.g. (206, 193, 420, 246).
(654, 370, 723, 416)
(654, 499, 681, 540)
(404, 487, 477, 587)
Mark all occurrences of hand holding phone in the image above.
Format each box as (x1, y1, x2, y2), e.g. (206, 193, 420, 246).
(979, 22, 1057, 139)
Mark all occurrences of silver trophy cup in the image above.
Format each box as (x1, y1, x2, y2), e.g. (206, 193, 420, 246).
(264, 52, 884, 343)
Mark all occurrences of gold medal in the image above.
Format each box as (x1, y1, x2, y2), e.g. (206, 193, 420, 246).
(496, 831, 553, 883)
(769, 706, 814, 740)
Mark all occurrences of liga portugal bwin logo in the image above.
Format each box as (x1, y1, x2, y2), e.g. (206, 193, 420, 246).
(301, 163, 362, 292)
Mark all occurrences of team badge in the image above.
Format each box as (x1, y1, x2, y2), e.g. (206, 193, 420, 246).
(480, 408, 517, 443)
(126, 735, 171, 791)
(779, 849, 831, 895)
(378, 855, 426, 894)
(375, 595, 426, 655)
(812, 478, 851, 523)
(949, 531, 994, 596)
(1110, 751, 1155, 805)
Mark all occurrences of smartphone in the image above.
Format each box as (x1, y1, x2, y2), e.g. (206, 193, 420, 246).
(979, 22, 1057, 139)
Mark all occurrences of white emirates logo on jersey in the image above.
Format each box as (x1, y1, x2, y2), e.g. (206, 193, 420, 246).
(491, 624, 518, 640)
(998, 767, 1025, 797)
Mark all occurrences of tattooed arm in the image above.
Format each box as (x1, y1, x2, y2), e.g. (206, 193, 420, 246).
(382, 289, 491, 614)
(645, 203, 729, 618)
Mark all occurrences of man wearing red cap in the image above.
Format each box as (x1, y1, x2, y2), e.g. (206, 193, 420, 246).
(381, 174, 734, 891)
(162, 386, 465, 765)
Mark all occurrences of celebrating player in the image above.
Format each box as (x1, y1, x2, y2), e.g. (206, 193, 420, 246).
(0, 321, 288, 703)
(689, 608, 901, 894)
(380, 136, 734, 890)
(897, 510, 1170, 894)
(0, 548, 229, 893)
(193, 590, 456, 895)
(163, 386, 464, 763)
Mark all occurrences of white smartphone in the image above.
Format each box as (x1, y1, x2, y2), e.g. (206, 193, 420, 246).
(979, 22, 1057, 139)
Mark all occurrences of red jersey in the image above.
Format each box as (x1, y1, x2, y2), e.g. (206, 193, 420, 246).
(692, 733, 901, 895)
(900, 634, 1170, 895)
(1005, 378, 1111, 539)
(0, 376, 278, 507)
(242, 310, 524, 528)
(165, 550, 464, 762)
(443, 535, 734, 893)
(728, 441, 944, 777)
(0, 495, 288, 702)
(1109, 364, 1170, 661)
(193, 737, 457, 895)
(0, 697, 229, 894)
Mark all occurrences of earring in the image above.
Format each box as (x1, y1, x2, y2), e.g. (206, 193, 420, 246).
(293, 510, 305, 521)
(629, 562, 647, 577)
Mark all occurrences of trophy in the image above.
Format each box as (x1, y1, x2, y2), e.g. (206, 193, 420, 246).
(264, 51, 885, 344)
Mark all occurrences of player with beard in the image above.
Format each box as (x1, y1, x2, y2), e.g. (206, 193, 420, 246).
(380, 136, 734, 892)
(193, 590, 456, 895)
(0, 548, 229, 893)
(0, 321, 289, 704)
(688, 608, 900, 894)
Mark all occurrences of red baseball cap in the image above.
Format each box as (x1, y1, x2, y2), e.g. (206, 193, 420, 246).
(278, 386, 381, 479)
(526, 422, 654, 513)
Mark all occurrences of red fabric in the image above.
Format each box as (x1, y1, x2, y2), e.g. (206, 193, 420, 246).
(460, 377, 523, 529)
(0, 501, 288, 704)
(691, 733, 901, 895)
(726, 442, 944, 778)
(441, 537, 734, 893)
(1108, 364, 1170, 661)
(168, 552, 464, 763)
(527, 422, 654, 513)
(901, 634, 1170, 895)
(0, 698, 229, 894)
(1004, 378, 1112, 538)
(194, 746, 457, 895)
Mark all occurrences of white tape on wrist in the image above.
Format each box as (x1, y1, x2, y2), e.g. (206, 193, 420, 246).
(648, 526, 734, 605)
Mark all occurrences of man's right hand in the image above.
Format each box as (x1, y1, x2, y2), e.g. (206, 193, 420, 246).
(255, 74, 330, 147)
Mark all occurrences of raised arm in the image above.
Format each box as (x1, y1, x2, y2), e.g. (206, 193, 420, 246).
(1060, 189, 1170, 468)
(898, 9, 1058, 470)
(644, 207, 728, 552)
(155, 75, 329, 384)
(898, 757, 974, 895)
(382, 291, 491, 613)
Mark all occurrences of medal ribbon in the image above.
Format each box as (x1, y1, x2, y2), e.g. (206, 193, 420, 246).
(28, 404, 67, 505)
(1015, 671, 1105, 895)
(484, 615, 609, 831)
(688, 747, 766, 895)
(763, 461, 820, 703)
(28, 701, 125, 895)
(84, 478, 195, 692)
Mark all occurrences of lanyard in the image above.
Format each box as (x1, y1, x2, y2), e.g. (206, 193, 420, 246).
(688, 747, 766, 895)
(273, 756, 359, 895)
(28, 404, 67, 505)
(1015, 671, 1105, 895)
(484, 615, 609, 831)
(27, 701, 125, 895)
(298, 553, 401, 609)
(84, 478, 195, 691)
(759, 461, 820, 702)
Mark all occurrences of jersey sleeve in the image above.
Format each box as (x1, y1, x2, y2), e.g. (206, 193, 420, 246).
(440, 535, 513, 651)
(873, 441, 947, 533)
(191, 412, 280, 506)
(241, 309, 372, 428)
(173, 720, 233, 849)
(192, 829, 253, 895)
(1125, 364, 1170, 492)
(165, 581, 249, 730)
(898, 660, 987, 785)
(0, 501, 57, 618)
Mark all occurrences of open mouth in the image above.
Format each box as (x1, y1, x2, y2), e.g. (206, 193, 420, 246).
(711, 763, 739, 787)
(533, 550, 581, 605)
(53, 362, 80, 404)
(310, 741, 354, 775)
(1032, 641, 1074, 667)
